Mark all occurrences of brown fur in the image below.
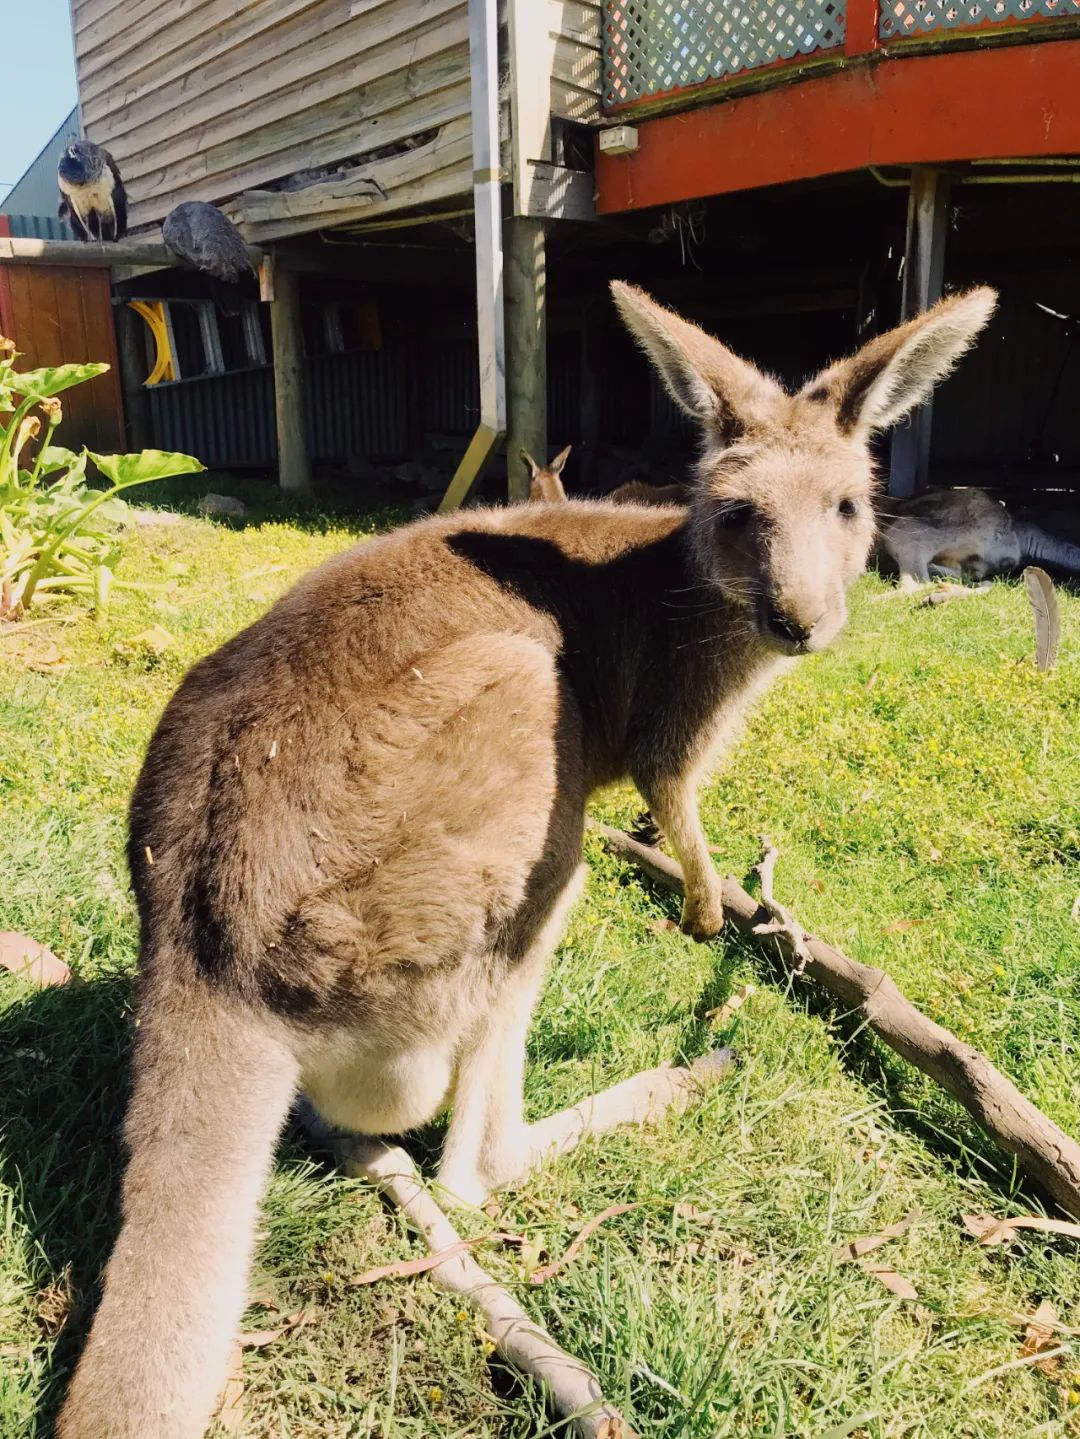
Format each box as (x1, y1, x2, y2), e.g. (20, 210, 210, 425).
(58, 281, 995, 1439)
(608, 478, 689, 507)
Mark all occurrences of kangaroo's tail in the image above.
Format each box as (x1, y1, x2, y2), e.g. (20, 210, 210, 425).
(58, 962, 297, 1439)
(1013, 521, 1080, 574)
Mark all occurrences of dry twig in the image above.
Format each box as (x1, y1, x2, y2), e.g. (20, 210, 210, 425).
(305, 1049, 735, 1436)
(592, 821, 1080, 1219)
(752, 838, 812, 972)
(338, 1139, 637, 1439)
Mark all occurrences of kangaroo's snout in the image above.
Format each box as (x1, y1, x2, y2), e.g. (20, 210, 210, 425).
(757, 595, 824, 652)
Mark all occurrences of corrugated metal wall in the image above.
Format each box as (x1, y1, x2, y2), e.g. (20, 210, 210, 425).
(146, 348, 414, 468)
(931, 284, 1080, 477)
(147, 369, 276, 468)
(3, 215, 71, 241)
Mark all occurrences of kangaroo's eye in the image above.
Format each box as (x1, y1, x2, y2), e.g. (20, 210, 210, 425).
(716, 501, 753, 531)
(837, 497, 860, 519)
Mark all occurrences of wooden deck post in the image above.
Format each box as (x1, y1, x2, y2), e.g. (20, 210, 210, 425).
(270, 263, 313, 497)
(889, 167, 950, 497)
(505, 216, 547, 504)
(113, 301, 152, 453)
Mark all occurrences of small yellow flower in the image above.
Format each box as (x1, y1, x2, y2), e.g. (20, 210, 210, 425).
(427, 1386, 444, 1405)
(456, 1309, 469, 1323)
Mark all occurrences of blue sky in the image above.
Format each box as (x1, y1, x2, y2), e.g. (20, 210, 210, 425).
(0, 0, 77, 202)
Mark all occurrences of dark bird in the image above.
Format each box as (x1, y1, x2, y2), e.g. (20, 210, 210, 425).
(162, 202, 255, 283)
(57, 140, 128, 242)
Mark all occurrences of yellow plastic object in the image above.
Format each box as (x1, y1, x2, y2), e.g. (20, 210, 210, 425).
(128, 300, 175, 385)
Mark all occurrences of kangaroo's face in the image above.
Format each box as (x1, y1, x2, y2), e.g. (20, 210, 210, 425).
(693, 417, 876, 654)
(611, 281, 997, 656)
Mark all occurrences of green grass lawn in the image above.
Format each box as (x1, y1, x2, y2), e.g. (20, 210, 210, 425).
(1, 501, 1078, 1438)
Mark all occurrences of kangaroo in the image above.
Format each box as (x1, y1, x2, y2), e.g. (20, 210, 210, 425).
(522, 443, 572, 501)
(878, 486, 1080, 586)
(609, 478, 689, 507)
(524, 450, 686, 510)
(58, 281, 995, 1439)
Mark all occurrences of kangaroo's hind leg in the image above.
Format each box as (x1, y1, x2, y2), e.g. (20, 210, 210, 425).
(437, 861, 588, 1206)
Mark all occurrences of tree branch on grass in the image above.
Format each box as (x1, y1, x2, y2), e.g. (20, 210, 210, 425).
(338, 1138, 635, 1439)
(305, 1049, 736, 1438)
(591, 821, 1080, 1221)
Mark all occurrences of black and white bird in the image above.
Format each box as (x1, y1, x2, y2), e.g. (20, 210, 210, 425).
(57, 140, 128, 242)
(162, 202, 254, 283)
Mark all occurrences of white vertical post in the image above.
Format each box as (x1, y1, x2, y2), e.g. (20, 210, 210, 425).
(889, 167, 950, 498)
(438, 0, 506, 513)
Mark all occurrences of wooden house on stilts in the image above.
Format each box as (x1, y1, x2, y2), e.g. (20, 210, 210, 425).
(3, 0, 1080, 511)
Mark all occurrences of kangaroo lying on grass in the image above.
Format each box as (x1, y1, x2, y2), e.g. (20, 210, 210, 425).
(59, 281, 995, 1439)
(878, 486, 1080, 587)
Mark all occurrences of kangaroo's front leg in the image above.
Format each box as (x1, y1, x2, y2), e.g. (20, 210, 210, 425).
(642, 774, 724, 941)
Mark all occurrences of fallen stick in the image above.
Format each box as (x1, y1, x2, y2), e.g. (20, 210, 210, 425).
(338, 1137, 636, 1439)
(526, 1045, 736, 1165)
(310, 1050, 734, 1437)
(592, 821, 1080, 1220)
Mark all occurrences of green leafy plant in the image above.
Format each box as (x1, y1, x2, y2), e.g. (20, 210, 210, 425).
(0, 337, 203, 618)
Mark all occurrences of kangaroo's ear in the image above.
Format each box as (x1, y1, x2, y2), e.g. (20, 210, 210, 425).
(519, 448, 540, 479)
(610, 281, 781, 438)
(549, 444, 572, 475)
(809, 287, 997, 436)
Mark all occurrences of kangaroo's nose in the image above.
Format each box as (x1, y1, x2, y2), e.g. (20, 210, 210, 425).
(761, 599, 820, 647)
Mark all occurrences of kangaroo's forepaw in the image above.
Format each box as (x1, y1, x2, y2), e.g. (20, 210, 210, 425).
(435, 1165, 493, 1208)
(680, 891, 725, 942)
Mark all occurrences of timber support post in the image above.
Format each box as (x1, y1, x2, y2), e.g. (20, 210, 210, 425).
(505, 216, 547, 504)
(269, 261, 313, 497)
(889, 166, 950, 498)
(113, 300, 152, 453)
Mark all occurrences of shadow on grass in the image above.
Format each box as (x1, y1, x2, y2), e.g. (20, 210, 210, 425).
(637, 872, 1046, 1214)
(121, 469, 418, 535)
(0, 976, 132, 1431)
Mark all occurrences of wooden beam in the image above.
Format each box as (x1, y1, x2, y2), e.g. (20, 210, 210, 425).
(844, 0, 880, 56)
(889, 167, 949, 498)
(519, 162, 596, 222)
(269, 264, 313, 498)
(0, 236, 264, 271)
(595, 39, 1080, 214)
(505, 216, 547, 505)
(437, 424, 503, 513)
(509, 0, 554, 215)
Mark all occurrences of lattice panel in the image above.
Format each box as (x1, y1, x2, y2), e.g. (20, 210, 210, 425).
(880, 0, 1080, 34)
(604, 0, 846, 107)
